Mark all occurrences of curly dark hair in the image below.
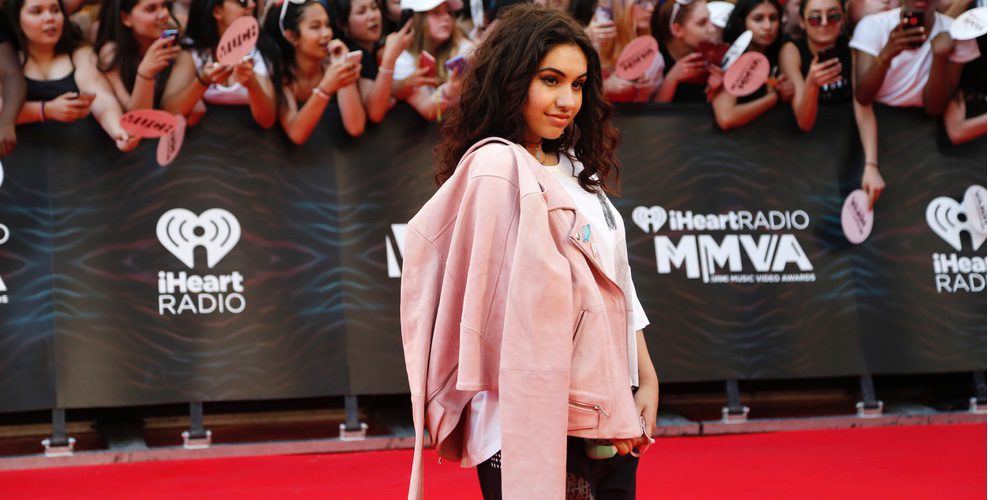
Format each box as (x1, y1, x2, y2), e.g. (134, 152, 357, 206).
(435, 4, 620, 195)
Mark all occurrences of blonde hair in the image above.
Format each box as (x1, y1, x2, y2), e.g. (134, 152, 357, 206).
(410, 7, 468, 82)
(600, 0, 651, 69)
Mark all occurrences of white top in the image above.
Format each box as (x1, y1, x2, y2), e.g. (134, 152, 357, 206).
(192, 48, 269, 106)
(849, 8, 979, 107)
(462, 152, 650, 467)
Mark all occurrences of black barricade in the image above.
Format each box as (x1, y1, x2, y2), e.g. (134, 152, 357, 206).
(0, 103, 983, 412)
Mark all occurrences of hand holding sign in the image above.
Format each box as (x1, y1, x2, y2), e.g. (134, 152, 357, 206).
(217, 16, 259, 66)
(721, 30, 752, 69)
(950, 7, 987, 40)
(723, 52, 769, 97)
(615, 36, 660, 81)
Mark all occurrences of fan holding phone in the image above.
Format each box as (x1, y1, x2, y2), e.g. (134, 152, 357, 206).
(390, 0, 473, 121)
(778, 0, 851, 132)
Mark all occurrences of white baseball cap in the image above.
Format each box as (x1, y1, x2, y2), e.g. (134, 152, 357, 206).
(401, 0, 464, 12)
(707, 1, 734, 28)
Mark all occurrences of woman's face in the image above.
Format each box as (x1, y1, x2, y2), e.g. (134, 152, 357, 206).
(745, 2, 779, 50)
(122, 0, 172, 40)
(800, 0, 843, 47)
(213, 0, 256, 35)
(523, 44, 587, 143)
(347, 0, 382, 44)
(19, 0, 64, 48)
(676, 1, 717, 49)
(385, 0, 401, 22)
(425, 2, 452, 46)
(292, 3, 333, 59)
(632, 0, 657, 34)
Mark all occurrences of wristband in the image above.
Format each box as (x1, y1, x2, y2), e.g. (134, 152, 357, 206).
(312, 87, 331, 100)
(378, 66, 394, 75)
(865, 161, 879, 168)
(39, 100, 46, 122)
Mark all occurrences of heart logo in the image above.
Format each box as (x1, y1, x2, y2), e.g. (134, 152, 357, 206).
(632, 206, 668, 234)
(157, 208, 241, 269)
(927, 189, 986, 251)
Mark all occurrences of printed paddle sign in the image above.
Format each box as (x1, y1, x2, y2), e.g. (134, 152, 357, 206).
(615, 36, 660, 81)
(723, 51, 769, 97)
(841, 189, 874, 244)
(216, 16, 259, 66)
(950, 7, 987, 40)
(156, 115, 187, 167)
(120, 109, 178, 138)
(721, 30, 752, 69)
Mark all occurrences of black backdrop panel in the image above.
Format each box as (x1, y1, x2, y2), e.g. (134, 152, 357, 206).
(0, 103, 983, 411)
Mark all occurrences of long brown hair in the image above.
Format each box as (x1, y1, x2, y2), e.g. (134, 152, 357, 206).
(435, 4, 621, 195)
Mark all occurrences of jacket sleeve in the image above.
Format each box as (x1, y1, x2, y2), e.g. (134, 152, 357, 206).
(499, 191, 575, 500)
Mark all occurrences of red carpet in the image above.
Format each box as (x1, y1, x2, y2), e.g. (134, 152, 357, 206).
(1, 423, 984, 499)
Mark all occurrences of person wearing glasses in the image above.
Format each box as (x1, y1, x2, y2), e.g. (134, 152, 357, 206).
(94, 0, 181, 112)
(161, 0, 278, 128)
(259, 0, 365, 143)
(778, 0, 850, 131)
(599, 0, 662, 102)
(711, 0, 795, 130)
(11, 0, 139, 151)
(651, 0, 719, 103)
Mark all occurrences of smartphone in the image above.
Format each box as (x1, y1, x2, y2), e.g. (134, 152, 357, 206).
(901, 9, 925, 48)
(345, 50, 362, 64)
(161, 28, 178, 40)
(817, 45, 839, 63)
(594, 6, 612, 22)
(445, 54, 468, 75)
(418, 51, 436, 78)
(399, 8, 415, 28)
(71, 92, 96, 102)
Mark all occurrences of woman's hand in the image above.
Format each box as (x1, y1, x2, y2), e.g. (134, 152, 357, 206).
(137, 36, 181, 79)
(45, 92, 94, 122)
(200, 62, 235, 86)
(861, 163, 885, 209)
(775, 74, 795, 103)
(381, 20, 414, 69)
(805, 55, 843, 89)
(588, 18, 616, 51)
(667, 53, 707, 84)
(232, 57, 256, 88)
(320, 59, 361, 95)
(113, 130, 140, 152)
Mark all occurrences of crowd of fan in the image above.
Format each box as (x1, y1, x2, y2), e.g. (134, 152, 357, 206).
(0, 0, 983, 200)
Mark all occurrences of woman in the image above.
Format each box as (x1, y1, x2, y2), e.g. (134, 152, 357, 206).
(161, 0, 277, 128)
(778, 0, 851, 131)
(260, 0, 365, 143)
(328, 0, 414, 123)
(392, 0, 472, 121)
(598, 0, 661, 102)
(712, 0, 794, 130)
(651, 0, 719, 103)
(94, 0, 180, 111)
(12, 0, 138, 151)
(402, 5, 658, 499)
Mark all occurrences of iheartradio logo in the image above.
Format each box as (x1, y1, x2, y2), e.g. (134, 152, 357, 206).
(157, 208, 241, 269)
(926, 185, 987, 252)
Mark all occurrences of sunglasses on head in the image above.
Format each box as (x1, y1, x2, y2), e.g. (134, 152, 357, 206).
(805, 12, 843, 26)
(277, 0, 309, 35)
(669, 0, 695, 31)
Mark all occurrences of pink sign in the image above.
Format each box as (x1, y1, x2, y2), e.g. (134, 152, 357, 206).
(156, 115, 186, 167)
(120, 109, 178, 138)
(216, 16, 259, 66)
(615, 36, 660, 81)
(841, 189, 874, 244)
(723, 52, 769, 97)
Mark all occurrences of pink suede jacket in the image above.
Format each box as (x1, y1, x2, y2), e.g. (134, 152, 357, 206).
(401, 138, 643, 500)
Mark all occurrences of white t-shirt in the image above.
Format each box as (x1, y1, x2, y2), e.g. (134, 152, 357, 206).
(849, 8, 980, 107)
(462, 152, 650, 467)
(192, 48, 269, 106)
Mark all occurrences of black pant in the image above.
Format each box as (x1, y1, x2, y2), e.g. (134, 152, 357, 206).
(476, 437, 639, 500)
